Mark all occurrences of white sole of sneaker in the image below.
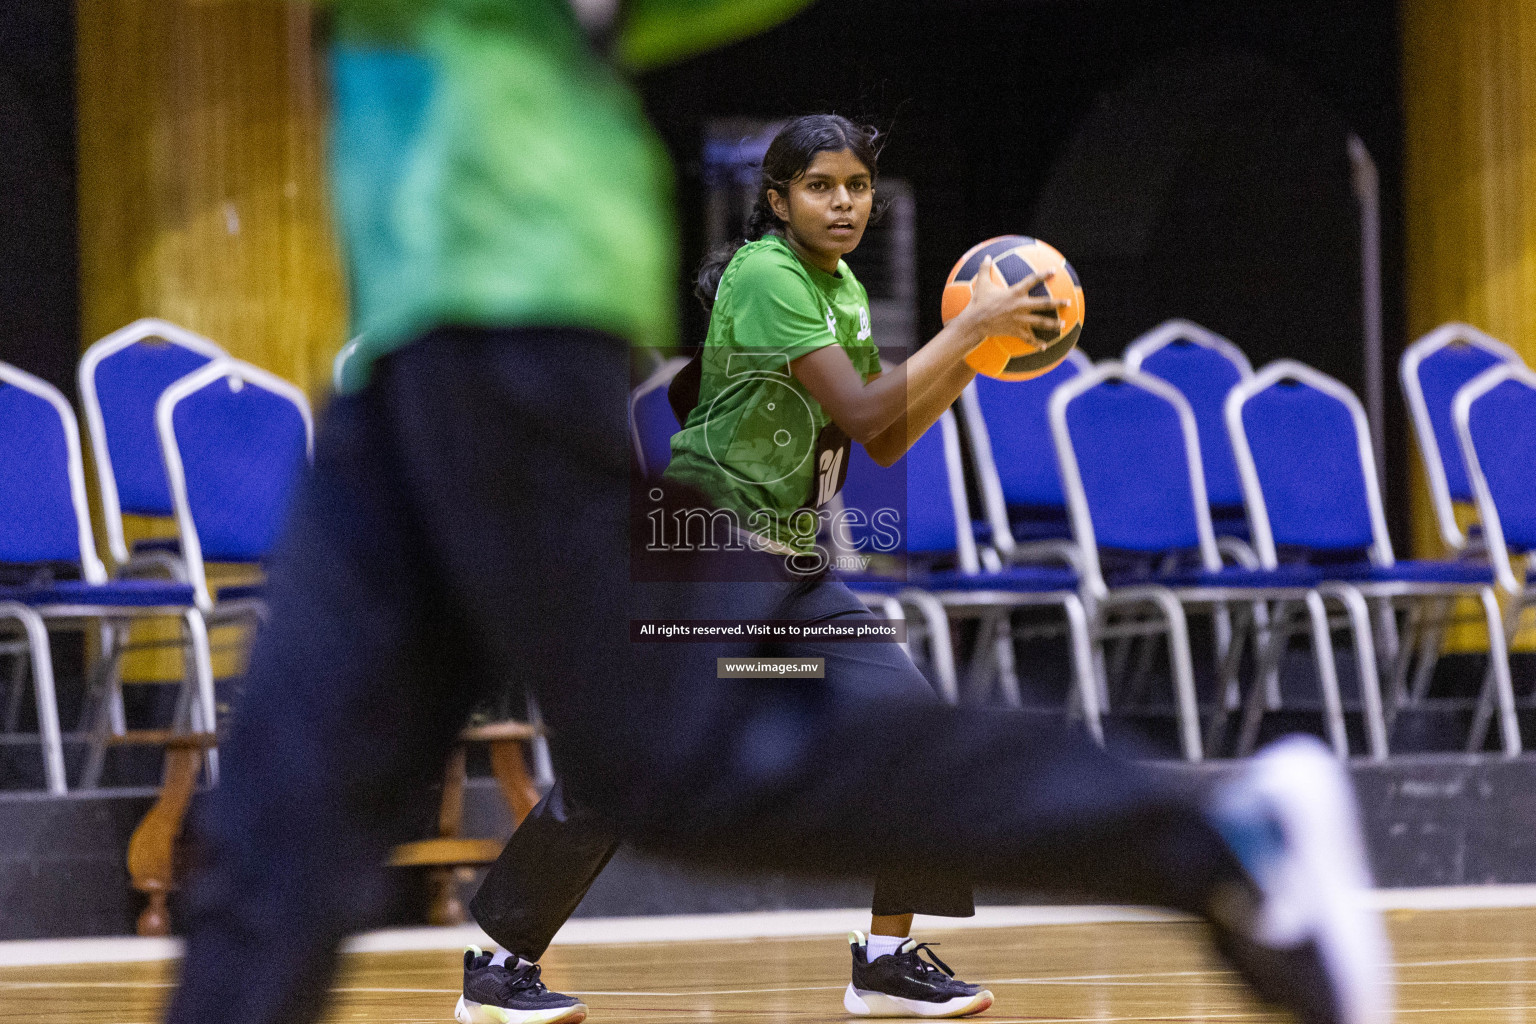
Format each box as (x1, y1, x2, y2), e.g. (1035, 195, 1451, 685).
(453, 994, 588, 1024)
(1249, 736, 1394, 1024)
(842, 983, 994, 1018)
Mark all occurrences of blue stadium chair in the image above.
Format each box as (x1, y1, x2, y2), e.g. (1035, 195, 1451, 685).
(1051, 363, 1361, 761)
(79, 319, 227, 575)
(837, 411, 1099, 736)
(1124, 321, 1273, 706)
(1400, 323, 1523, 554)
(1227, 360, 1517, 756)
(629, 356, 689, 478)
(0, 360, 216, 794)
(1454, 363, 1536, 753)
(155, 358, 314, 614)
(958, 348, 1091, 563)
(1123, 319, 1254, 541)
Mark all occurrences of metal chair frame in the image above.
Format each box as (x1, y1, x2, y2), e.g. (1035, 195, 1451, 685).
(1400, 322, 1522, 554)
(78, 319, 228, 575)
(1052, 362, 1363, 761)
(1452, 362, 1536, 753)
(0, 360, 217, 793)
(1228, 359, 1516, 757)
(156, 358, 315, 615)
(842, 412, 1102, 739)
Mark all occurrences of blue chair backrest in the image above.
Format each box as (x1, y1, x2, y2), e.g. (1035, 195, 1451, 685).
(1465, 377, 1536, 552)
(632, 383, 681, 477)
(0, 379, 84, 564)
(1136, 340, 1248, 507)
(1062, 378, 1202, 552)
(1239, 378, 1375, 552)
(972, 355, 1084, 510)
(95, 341, 219, 515)
(1416, 343, 1511, 501)
(839, 419, 957, 559)
(168, 375, 310, 562)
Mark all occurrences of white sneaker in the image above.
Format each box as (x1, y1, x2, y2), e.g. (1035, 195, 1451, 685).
(1206, 735, 1394, 1024)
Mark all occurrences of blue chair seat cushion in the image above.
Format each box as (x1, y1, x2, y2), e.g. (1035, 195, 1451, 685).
(1111, 564, 1323, 589)
(1322, 560, 1495, 585)
(2, 579, 196, 607)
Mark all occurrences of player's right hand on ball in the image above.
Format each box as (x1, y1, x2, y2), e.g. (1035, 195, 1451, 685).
(964, 255, 1067, 344)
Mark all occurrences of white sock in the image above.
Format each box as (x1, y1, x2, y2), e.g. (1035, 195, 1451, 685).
(866, 933, 907, 960)
(489, 949, 523, 968)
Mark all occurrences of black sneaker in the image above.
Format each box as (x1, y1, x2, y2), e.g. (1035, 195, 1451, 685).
(455, 946, 587, 1024)
(1205, 735, 1394, 1024)
(843, 931, 994, 1018)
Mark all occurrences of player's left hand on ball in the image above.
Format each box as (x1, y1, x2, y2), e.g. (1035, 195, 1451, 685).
(968, 256, 1067, 339)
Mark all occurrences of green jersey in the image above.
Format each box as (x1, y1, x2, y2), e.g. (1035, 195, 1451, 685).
(323, 0, 814, 394)
(664, 235, 880, 553)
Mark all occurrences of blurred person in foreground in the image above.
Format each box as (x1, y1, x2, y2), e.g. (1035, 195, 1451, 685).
(164, 4, 1393, 1024)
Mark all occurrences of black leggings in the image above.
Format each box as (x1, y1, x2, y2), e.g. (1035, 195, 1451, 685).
(166, 326, 1240, 1024)
(472, 578, 974, 960)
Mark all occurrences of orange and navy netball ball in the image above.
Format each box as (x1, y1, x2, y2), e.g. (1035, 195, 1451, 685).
(941, 235, 1085, 382)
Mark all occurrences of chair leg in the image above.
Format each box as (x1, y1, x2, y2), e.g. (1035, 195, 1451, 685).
(80, 623, 130, 791)
(902, 591, 958, 705)
(1116, 589, 1200, 761)
(0, 604, 66, 795)
(1323, 585, 1387, 760)
(875, 598, 910, 660)
(1253, 600, 1284, 710)
(183, 610, 219, 784)
(1240, 600, 1308, 757)
(524, 692, 556, 792)
(1219, 605, 1253, 711)
(1372, 597, 1401, 676)
(1124, 629, 1163, 708)
(1161, 597, 1201, 762)
(1386, 602, 1422, 727)
(1205, 604, 1256, 756)
(965, 614, 1000, 703)
(1213, 601, 1233, 696)
(992, 610, 1023, 708)
(2, 637, 26, 734)
(1061, 594, 1103, 745)
(1467, 589, 1521, 756)
(1305, 591, 1350, 758)
(488, 739, 542, 826)
(1090, 621, 1111, 715)
(127, 741, 205, 935)
(1408, 599, 1450, 703)
(427, 745, 470, 926)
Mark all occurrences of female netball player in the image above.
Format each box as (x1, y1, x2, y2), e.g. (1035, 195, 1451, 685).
(166, 5, 1391, 1023)
(455, 114, 1068, 1024)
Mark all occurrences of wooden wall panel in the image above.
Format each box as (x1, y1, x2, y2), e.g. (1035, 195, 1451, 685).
(77, 0, 346, 395)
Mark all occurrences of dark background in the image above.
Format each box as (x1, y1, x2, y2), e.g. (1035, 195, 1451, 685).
(639, 0, 1407, 543)
(0, 0, 1406, 542)
(0, 0, 76, 401)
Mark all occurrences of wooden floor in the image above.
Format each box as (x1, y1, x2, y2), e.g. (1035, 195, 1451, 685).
(4, 906, 1536, 1023)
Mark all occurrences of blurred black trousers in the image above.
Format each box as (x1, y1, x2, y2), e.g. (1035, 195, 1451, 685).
(165, 326, 1239, 1024)
(471, 576, 980, 960)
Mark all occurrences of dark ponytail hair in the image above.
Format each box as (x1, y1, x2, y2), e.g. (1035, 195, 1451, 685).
(695, 114, 883, 310)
